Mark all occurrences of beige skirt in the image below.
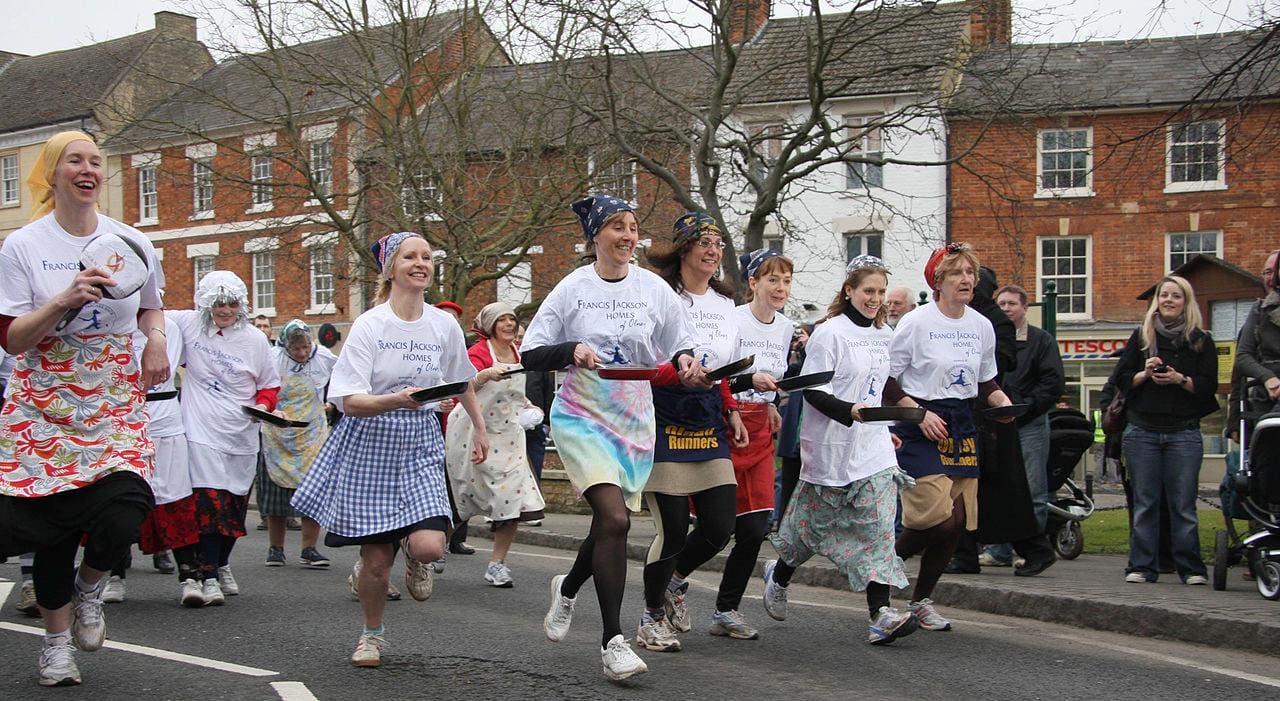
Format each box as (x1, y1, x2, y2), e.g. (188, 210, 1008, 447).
(643, 458, 735, 496)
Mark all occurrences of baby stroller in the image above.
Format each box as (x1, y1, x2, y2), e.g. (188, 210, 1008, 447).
(1214, 383, 1280, 599)
(1045, 409, 1096, 559)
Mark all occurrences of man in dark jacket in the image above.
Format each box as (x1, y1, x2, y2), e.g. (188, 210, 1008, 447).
(948, 269, 1056, 576)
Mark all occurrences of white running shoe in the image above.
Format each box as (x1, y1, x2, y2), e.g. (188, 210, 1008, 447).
(15, 580, 39, 617)
(71, 580, 106, 651)
(350, 633, 386, 668)
(101, 575, 126, 604)
(484, 561, 514, 588)
(38, 639, 81, 687)
(201, 579, 225, 607)
(908, 598, 951, 631)
(762, 560, 788, 621)
(543, 574, 576, 642)
(635, 618, 682, 652)
(217, 565, 240, 595)
(601, 634, 648, 681)
(403, 552, 434, 601)
(180, 579, 205, 608)
(663, 580, 691, 632)
(868, 606, 919, 645)
(708, 609, 759, 640)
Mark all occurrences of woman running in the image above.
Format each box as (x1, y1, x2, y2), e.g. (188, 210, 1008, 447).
(634, 212, 748, 651)
(0, 132, 167, 686)
(887, 243, 1013, 632)
(762, 255, 918, 645)
(522, 195, 699, 681)
(291, 232, 488, 668)
(259, 320, 337, 569)
(446, 301, 546, 588)
(167, 271, 281, 606)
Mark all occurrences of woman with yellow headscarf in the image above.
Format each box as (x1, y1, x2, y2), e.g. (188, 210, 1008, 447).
(0, 131, 168, 687)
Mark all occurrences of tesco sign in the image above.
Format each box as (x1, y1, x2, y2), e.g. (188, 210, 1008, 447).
(1058, 338, 1128, 358)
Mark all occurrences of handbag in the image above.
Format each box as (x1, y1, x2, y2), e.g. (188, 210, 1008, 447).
(1101, 392, 1127, 435)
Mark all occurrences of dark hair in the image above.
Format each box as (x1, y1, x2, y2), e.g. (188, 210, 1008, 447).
(643, 241, 736, 299)
(995, 284, 1028, 306)
(255, 314, 269, 321)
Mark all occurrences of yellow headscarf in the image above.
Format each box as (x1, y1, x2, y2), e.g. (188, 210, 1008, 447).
(26, 130, 97, 222)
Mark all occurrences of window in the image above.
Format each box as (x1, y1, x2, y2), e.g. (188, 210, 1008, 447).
(764, 237, 783, 253)
(496, 261, 533, 307)
(402, 172, 441, 219)
(594, 158, 636, 203)
(845, 115, 884, 189)
(251, 155, 273, 207)
(1037, 128, 1092, 196)
(310, 244, 335, 310)
(747, 122, 783, 180)
(192, 255, 215, 286)
(1, 154, 18, 205)
(1038, 236, 1091, 318)
(192, 160, 213, 215)
(309, 139, 332, 198)
(1167, 231, 1221, 270)
(844, 230, 883, 263)
(1166, 120, 1225, 191)
(252, 251, 276, 312)
(138, 165, 158, 222)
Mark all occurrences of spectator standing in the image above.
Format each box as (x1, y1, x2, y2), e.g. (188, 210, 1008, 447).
(884, 286, 916, 329)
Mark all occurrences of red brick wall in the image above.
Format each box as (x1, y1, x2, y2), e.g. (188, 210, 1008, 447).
(949, 105, 1280, 322)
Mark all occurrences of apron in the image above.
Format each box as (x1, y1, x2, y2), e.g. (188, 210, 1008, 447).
(446, 353, 545, 522)
(891, 397, 979, 480)
(0, 333, 153, 497)
(260, 371, 329, 489)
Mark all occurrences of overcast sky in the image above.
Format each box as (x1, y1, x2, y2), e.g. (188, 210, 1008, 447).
(0, 0, 1260, 57)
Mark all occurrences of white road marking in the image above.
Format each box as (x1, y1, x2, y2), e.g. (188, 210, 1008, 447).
(1043, 630, 1280, 689)
(271, 681, 320, 700)
(0, 622, 278, 677)
(0, 578, 12, 606)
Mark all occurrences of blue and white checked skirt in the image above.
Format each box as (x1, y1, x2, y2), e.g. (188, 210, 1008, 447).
(291, 409, 449, 538)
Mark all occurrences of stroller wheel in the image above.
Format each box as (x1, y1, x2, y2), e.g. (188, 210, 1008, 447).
(1256, 559, 1280, 601)
(1212, 530, 1229, 591)
(1053, 521, 1084, 560)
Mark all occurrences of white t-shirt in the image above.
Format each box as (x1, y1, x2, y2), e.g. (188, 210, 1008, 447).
(169, 310, 280, 455)
(799, 314, 898, 485)
(0, 213, 164, 337)
(274, 344, 338, 404)
(133, 315, 185, 438)
(889, 303, 997, 401)
(521, 264, 695, 366)
(732, 304, 793, 404)
(326, 302, 475, 413)
(682, 288, 739, 371)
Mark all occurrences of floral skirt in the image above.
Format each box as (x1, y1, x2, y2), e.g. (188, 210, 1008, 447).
(138, 494, 199, 553)
(769, 467, 908, 592)
(192, 487, 249, 538)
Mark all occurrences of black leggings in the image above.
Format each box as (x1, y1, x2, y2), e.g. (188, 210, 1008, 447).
(777, 456, 802, 521)
(895, 496, 966, 602)
(642, 486, 736, 610)
(712, 511, 772, 612)
(32, 512, 147, 610)
(559, 484, 631, 647)
(174, 534, 237, 582)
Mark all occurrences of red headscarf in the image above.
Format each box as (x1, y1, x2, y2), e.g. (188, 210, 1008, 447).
(923, 242, 970, 290)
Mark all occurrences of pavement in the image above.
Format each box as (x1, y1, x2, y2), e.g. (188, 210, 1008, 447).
(472, 490, 1280, 657)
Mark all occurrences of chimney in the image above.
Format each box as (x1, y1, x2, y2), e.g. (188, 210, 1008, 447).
(967, 0, 1012, 48)
(154, 11, 198, 41)
(726, 0, 771, 45)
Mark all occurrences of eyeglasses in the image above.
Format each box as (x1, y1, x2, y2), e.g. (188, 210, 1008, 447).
(695, 239, 726, 250)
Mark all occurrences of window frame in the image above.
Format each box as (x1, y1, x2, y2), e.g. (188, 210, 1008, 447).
(844, 114, 884, 191)
(250, 154, 273, 210)
(1036, 235, 1093, 321)
(401, 171, 442, 221)
(1035, 127, 1094, 198)
(1165, 230, 1223, 272)
(192, 255, 215, 287)
(308, 139, 333, 199)
(1164, 119, 1226, 193)
(138, 164, 159, 224)
(843, 230, 884, 264)
(308, 242, 337, 314)
(252, 250, 276, 315)
(191, 159, 214, 218)
(591, 156, 637, 204)
(1, 153, 19, 206)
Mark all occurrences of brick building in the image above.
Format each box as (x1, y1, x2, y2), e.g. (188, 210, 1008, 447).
(0, 12, 212, 239)
(948, 30, 1279, 455)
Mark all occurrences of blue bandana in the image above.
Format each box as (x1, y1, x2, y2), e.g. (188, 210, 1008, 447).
(370, 231, 423, 279)
(673, 211, 722, 248)
(739, 248, 782, 282)
(572, 195, 634, 241)
(846, 254, 887, 274)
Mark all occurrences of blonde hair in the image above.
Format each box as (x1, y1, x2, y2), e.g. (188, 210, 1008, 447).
(827, 266, 890, 328)
(27, 130, 97, 222)
(743, 255, 793, 303)
(1140, 275, 1204, 351)
(374, 239, 433, 304)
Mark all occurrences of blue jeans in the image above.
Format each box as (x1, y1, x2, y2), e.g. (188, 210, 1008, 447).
(525, 425, 547, 480)
(1121, 425, 1206, 580)
(986, 414, 1051, 562)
